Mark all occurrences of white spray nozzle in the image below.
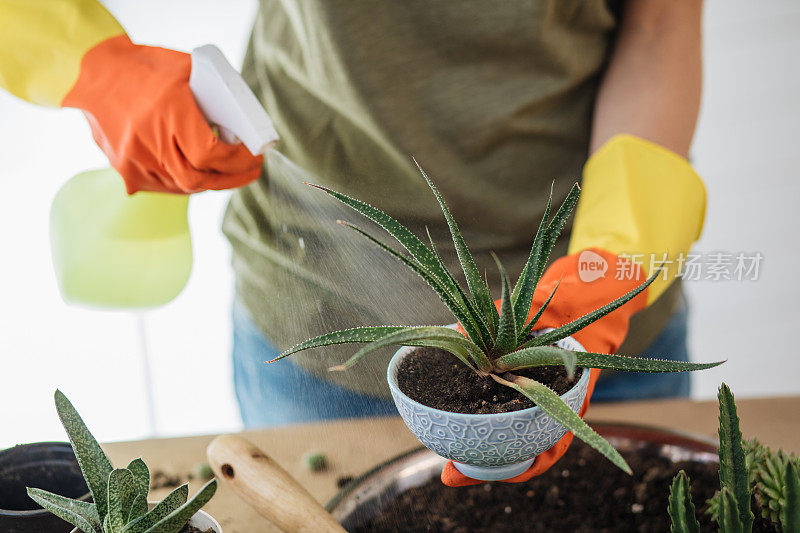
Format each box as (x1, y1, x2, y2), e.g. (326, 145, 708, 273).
(189, 44, 278, 155)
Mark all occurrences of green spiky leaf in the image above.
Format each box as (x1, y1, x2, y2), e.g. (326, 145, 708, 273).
(126, 458, 149, 500)
(337, 220, 489, 350)
(492, 255, 517, 355)
(512, 183, 579, 335)
(522, 265, 660, 349)
(518, 183, 580, 319)
(493, 346, 577, 378)
(274, 326, 412, 362)
(668, 471, 700, 533)
(54, 390, 113, 520)
(143, 479, 217, 533)
(708, 438, 764, 523)
(127, 494, 148, 524)
(124, 484, 188, 533)
(493, 373, 631, 474)
(718, 487, 745, 533)
(414, 159, 496, 336)
(329, 326, 489, 372)
(494, 347, 723, 374)
(781, 461, 800, 532)
(425, 227, 494, 337)
(26, 488, 100, 533)
(540, 183, 580, 277)
(518, 279, 561, 343)
(307, 182, 492, 345)
(511, 182, 554, 331)
(717, 384, 754, 532)
(107, 468, 136, 532)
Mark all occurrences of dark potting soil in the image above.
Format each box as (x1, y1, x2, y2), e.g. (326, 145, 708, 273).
(352, 441, 778, 533)
(179, 526, 213, 533)
(397, 347, 582, 414)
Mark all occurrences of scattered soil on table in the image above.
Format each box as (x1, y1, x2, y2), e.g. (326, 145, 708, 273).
(337, 475, 356, 488)
(352, 440, 778, 532)
(397, 347, 582, 414)
(150, 469, 184, 489)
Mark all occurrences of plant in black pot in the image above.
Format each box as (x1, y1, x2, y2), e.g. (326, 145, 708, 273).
(26, 390, 219, 533)
(273, 163, 723, 480)
(0, 440, 90, 533)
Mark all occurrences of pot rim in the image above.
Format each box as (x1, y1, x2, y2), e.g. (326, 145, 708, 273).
(386, 326, 590, 420)
(68, 508, 221, 533)
(0, 441, 91, 518)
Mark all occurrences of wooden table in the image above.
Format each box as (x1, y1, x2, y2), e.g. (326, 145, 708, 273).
(104, 396, 800, 532)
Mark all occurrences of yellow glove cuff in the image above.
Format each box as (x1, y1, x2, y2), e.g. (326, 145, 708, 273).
(568, 134, 707, 303)
(0, 0, 124, 106)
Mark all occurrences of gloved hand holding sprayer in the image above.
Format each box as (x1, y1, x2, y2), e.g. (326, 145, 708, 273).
(2, 0, 275, 308)
(0, 0, 706, 487)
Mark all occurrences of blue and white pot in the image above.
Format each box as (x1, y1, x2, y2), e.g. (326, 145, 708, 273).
(387, 329, 590, 481)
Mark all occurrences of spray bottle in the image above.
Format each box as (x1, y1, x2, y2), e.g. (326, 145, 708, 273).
(49, 45, 278, 309)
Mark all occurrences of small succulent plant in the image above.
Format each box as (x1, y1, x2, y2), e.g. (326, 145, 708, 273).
(668, 384, 800, 533)
(273, 161, 723, 473)
(302, 451, 328, 472)
(751, 444, 800, 526)
(27, 390, 217, 533)
(706, 438, 800, 528)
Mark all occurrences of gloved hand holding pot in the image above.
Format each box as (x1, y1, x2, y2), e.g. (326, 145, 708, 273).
(274, 135, 719, 483)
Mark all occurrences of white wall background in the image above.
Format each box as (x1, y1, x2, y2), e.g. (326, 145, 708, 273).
(0, 0, 798, 448)
(687, 0, 800, 398)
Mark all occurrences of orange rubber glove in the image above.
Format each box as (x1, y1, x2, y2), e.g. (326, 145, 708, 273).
(62, 34, 263, 194)
(441, 135, 707, 487)
(441, 249, 648, 486)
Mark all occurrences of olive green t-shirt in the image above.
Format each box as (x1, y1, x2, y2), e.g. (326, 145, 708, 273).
(223, 0, 680, 397)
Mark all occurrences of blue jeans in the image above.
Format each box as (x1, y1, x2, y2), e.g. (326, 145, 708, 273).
(232, 299, 690, 428)
(232, 301, 397, 427)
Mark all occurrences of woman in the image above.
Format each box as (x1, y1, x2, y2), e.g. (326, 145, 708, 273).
(0, 0, 706, 482)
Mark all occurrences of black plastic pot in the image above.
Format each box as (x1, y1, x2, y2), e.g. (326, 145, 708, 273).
(0, 442, 90, 533)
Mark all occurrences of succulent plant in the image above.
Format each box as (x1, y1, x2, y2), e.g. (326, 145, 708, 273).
(716, 383, 755, 532)
(27, 390, 217, 533)
(273, 162, 723, 473)
(669, 470, 701, 533)
(755, 447, 800, 526)
(706, 438, 763, 522)
(669, 384, 800, 533)
(708, 437, 800, 528)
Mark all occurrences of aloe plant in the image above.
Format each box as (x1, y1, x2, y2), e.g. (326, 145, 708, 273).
(27, 390, 217, 533)
(670, 384, 800, 533)
(274, 162, 723, 473)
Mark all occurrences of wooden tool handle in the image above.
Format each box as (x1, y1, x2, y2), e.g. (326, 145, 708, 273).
(207, 435, 346, 533)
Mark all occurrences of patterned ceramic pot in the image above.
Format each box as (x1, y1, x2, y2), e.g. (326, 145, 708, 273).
(387, 330, 590, 481)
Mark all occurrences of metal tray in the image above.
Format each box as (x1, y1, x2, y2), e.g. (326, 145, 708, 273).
(325, 422, 718, 530)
